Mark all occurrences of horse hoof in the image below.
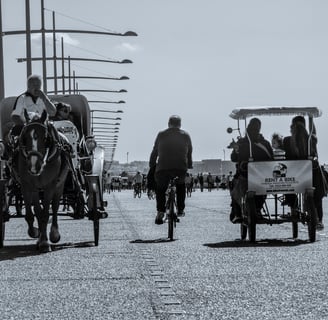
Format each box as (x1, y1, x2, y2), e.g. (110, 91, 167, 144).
(28, 227, 40, 239)
(37, 240, 51, 253)
(49, 227, 61, 244)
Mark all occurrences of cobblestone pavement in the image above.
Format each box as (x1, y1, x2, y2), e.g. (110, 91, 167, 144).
(1, 190, 328, 320)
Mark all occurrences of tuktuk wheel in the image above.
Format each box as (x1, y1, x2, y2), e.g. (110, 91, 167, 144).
(246, 192, 257, 242)
(291, 207, 298, 239)
(0, 219, 4, 248)
(240, 223, 247, 240)
(305, 189, 317, 243)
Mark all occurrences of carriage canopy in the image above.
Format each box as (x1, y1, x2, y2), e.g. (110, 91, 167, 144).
(0, 94, 91, 140)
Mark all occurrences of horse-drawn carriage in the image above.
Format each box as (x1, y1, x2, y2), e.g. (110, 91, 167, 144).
(227, 106, 323, 243)
(0, 94, 107, 251)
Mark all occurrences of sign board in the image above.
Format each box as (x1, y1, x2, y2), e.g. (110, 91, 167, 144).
(248, 160, 312, 195)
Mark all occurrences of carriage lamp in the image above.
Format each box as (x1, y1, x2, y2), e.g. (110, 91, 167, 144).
(85, 136, 97, 152)
(0, 140, 5, 157)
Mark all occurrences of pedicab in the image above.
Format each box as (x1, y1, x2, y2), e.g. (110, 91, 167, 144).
(0, 94, 107, 249)
(227, 106, 322, 242)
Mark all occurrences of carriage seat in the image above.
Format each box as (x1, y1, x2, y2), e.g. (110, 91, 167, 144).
(52, 120, 80, 168)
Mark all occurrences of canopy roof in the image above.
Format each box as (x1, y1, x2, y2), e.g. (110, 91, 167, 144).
(229, 106, 322, 120)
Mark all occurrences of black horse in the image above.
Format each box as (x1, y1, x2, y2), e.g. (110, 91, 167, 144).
(12, 110, 69, 253)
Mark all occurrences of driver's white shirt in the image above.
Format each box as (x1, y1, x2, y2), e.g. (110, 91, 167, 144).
(11, 95, 47, 123)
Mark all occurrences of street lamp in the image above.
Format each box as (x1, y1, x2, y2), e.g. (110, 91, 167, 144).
(91, 109, 123, 113)
(92, 122, 121, 126)
(88, 100, 126, 104)
(0, 0, 137, 98)
(93, 130, 119, 133)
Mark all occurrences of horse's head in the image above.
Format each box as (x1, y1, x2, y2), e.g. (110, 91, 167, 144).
(19, 111, 55, 176)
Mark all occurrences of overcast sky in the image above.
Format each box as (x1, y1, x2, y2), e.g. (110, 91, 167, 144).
(1, 0, 328, 164)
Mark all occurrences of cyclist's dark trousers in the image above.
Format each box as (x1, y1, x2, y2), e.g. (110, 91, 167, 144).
(155, 169, 186, 213)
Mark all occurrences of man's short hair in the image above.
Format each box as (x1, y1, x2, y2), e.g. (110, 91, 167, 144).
(168, 115, 181, 128)
(27, 74, 42, 84)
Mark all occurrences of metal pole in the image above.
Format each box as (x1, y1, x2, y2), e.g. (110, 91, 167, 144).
(41, 0, 47, 93)
(52, 11, 57, 94)
(0, 0, 5, 100)
(61, 36, 65, 94)
(25, 0, 32, 77)
(73, 70, 76, 94)
(68, 55, 71, 94)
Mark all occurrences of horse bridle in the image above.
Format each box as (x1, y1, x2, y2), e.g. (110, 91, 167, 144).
(19, 122, 60, 173)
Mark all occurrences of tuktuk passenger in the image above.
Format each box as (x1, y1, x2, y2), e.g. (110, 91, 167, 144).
(230, 118, 273, 223)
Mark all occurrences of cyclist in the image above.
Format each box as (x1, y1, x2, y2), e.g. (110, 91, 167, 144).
(185, 172, 193, 196)
(133, 171, 143, 195)
(149, 115, 193, 225)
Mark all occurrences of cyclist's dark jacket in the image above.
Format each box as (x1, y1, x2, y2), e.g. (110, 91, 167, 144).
(149, 127, 192, 172)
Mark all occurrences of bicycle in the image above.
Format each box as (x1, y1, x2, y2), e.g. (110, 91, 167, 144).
(165, 177, 179, 241)
(147, 189, 155, 200)
(186, 183, 192, 197)
(133, 183, 142, 198)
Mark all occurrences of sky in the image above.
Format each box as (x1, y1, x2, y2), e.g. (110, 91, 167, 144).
(1, 0, 328, 164)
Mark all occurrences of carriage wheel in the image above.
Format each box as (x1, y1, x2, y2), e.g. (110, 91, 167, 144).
(246, 193, 257, 242)
(305, 191, 317, 242)
(72, 192, 86, 219)
(89, 182, 99, 246)
(0, 181, 7, 248)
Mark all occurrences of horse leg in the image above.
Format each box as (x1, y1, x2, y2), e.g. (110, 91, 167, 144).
(49, 162, 70, 243)
(49, 194, 61, 244)
(33, 194, 50, 253)
(24, 195, 40, 239)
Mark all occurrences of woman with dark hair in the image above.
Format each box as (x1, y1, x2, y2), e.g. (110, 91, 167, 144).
(283, 116, 325, 229)
(230, 118, 273, 223)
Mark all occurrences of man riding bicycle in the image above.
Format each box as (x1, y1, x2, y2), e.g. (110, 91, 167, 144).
(133, 171, 143, 194)
(149, 115, 193, 225)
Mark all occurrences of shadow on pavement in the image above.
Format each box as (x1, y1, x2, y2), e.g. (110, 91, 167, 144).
(0, 244, 41, 260)
(204, 238, 309, 248)
(51, 241, 95, 251)
(0, 242, 94, 261)
(130, 238, 177, 244)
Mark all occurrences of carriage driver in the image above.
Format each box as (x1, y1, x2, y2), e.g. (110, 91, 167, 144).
(11, 74, 56, 130)
(3, 75, 56, 160)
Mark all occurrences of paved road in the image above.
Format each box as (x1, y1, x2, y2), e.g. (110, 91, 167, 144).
(1, 189, 328, 320)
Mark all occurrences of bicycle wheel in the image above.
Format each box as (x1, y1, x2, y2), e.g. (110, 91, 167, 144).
(138, 189, 142, 198)
(167, 192, 175, 241)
